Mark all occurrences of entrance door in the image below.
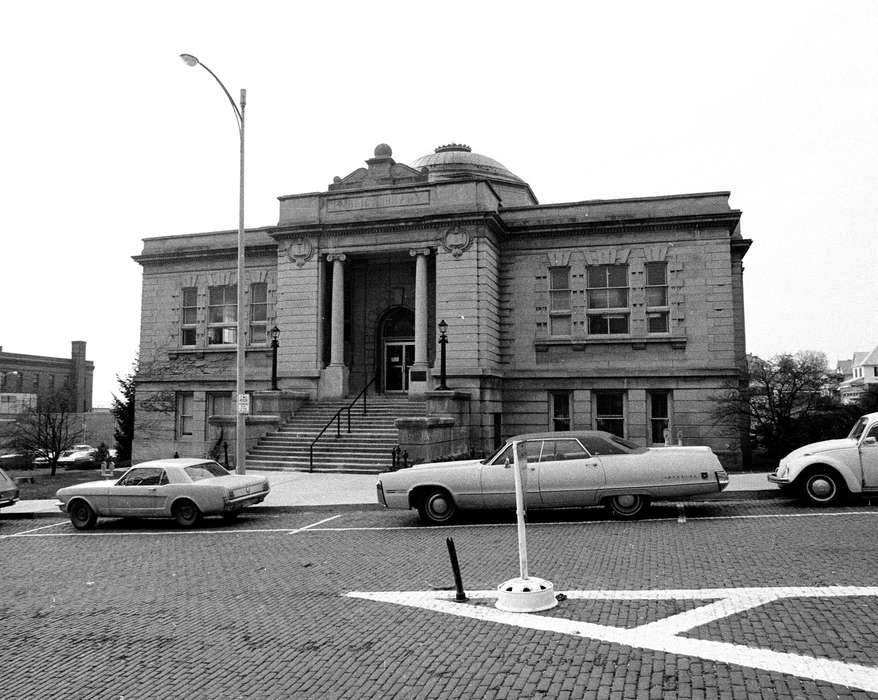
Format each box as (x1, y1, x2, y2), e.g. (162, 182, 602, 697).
(385, 342, 415, 391)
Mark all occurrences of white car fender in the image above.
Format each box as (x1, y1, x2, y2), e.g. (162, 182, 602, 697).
(783, 449, 861, 494)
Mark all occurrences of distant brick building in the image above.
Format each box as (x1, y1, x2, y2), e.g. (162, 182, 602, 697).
(134, 144, 751, 467)
(0, 341, 93, 414)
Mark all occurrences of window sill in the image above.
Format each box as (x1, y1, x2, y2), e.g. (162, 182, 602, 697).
(535, 336, 687, 351)
(170, 345, 270, 358)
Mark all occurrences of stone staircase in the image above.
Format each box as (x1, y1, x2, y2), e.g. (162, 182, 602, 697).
(245, 396, 426, 473)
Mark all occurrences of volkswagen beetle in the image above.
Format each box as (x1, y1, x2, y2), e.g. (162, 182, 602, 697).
(768, 412, 878, 505)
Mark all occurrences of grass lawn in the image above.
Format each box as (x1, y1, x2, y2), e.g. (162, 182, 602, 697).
(7, 467, 112, 500)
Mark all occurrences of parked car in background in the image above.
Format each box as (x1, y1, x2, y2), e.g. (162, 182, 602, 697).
(768, 411, 878, 505)
(56, 458, 271, 530)
(0, 468, 20, 509)
(58, 445, 98, 470)
(0, 452, 30, 469)
(378, 431, 729, 524)
(32, 449, 56, 467)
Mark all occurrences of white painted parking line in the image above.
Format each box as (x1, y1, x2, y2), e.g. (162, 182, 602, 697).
(287, 514, 342, 534)
(0, 521, 68, 539)
(308, 508, 878, 532)
(4, 507, 877, 539)
(2, 516, 343, 540)
(347, 585, 878, 693)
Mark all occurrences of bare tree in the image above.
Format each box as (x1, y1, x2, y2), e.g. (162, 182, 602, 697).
(13, 389, 80, 476)
(714, 351, 831, 458)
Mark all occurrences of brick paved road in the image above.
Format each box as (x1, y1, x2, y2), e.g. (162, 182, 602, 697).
(2, 500, 878, 699)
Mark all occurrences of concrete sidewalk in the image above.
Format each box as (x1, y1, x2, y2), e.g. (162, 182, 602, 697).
(1, 470, 782, 518)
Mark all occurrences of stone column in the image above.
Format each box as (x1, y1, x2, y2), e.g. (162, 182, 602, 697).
(319, 254, 349, 398)
(329, 254, 346, 366)
(408, 248, 431, 397)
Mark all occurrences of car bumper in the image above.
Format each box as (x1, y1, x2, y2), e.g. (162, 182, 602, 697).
(0, 497, 18, 508)
(223, 491, 269, 511)
(767, 472, 792, 486)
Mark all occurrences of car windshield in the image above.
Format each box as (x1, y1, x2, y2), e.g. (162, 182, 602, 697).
(847, 417, 868, 441)
(184, 461, 230, 481)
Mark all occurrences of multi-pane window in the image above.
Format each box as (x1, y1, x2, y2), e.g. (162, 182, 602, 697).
(549, 266, 572, 336)
(176, 392, 194, 438)
(249, 282, 268, 345)
(208, 392, 233, 417)
(645, 262, 669, 334)
(181, 287, 198, 346)
(648, 391, 671, 444)
(594, 390, 625, 437)
(587, 265, 629, 335)
(550, 391, 572, 431)
(207, 285, 237, 345)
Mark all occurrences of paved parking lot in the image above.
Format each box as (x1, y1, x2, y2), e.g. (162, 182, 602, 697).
(3, 500, 878, 699)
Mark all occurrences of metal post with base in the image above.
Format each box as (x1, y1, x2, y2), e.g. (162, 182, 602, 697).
(495, 439, 558, 612)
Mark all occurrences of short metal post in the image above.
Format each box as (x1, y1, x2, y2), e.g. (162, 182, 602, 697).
(446, 537, 468, 602)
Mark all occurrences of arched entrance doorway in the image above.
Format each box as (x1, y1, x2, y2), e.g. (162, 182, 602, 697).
(378, 306, 415, 392)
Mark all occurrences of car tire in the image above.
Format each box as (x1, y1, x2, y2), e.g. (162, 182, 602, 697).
(417, 489, 457, 525)
(68, 499, 98, 530)
(605, 494, 649, 518)
(172, 499, 202, 528)
(800, 468, 845, 506)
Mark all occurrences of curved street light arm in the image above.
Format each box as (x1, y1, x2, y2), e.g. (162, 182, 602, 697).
(180, 54, 244, 131)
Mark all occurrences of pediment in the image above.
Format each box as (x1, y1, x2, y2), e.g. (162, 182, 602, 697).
(328, 147, 428, 192)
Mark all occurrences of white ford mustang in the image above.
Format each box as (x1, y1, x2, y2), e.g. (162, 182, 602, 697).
(378, 431, 729, 524)
(56, 458, 270, 530)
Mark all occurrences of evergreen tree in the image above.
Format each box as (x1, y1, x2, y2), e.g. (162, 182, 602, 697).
(111, 362, 136, 466)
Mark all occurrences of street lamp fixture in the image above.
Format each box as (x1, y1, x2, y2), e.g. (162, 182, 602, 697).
(437, 320, 449, 390)
(270, 326, 280, 391)
(180, 52, 248, 475)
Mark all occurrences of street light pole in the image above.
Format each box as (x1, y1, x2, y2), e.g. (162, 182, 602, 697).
(437, 320, 449, 390)
(180, 53, 248, 474)
(270, 326, 280, 391)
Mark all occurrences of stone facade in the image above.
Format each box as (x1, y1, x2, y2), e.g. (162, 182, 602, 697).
(133, 143, 750, 468)
(0, 341, 93, 413)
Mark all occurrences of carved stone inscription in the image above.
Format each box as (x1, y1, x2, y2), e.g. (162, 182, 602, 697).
(327, 190, 430, 212)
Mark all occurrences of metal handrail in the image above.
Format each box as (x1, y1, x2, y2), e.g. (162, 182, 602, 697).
(309, 373, 378, 472)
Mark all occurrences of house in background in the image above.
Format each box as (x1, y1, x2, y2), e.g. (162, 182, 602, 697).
(838, 346, 878, 404)
(133, 143, 751, 470)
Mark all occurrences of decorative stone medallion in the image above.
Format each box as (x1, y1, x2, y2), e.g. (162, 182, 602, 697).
(442, 226, 472, 258)
(286, 236, 314, 267)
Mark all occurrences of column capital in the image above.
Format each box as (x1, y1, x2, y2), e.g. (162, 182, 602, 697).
(409, 247, 431, 258)
(326, 253, 347, 263)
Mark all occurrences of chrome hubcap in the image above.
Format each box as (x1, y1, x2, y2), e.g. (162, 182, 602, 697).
(430, 497, 449, 515)
(617, 495, 636, 508)
(810, 477, 834, 499)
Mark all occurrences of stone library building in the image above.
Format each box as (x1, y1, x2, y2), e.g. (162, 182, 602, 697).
(133, 143, 750, 470)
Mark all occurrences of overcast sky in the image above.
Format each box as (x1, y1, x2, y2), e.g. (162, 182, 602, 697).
(2, 0, 876, 407)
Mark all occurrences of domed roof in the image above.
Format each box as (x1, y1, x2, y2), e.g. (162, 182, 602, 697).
(409, 144, 524, 184)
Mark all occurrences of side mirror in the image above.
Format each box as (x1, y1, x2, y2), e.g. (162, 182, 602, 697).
(864, 436, 877, 446)
(503, 458, 511, 469)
